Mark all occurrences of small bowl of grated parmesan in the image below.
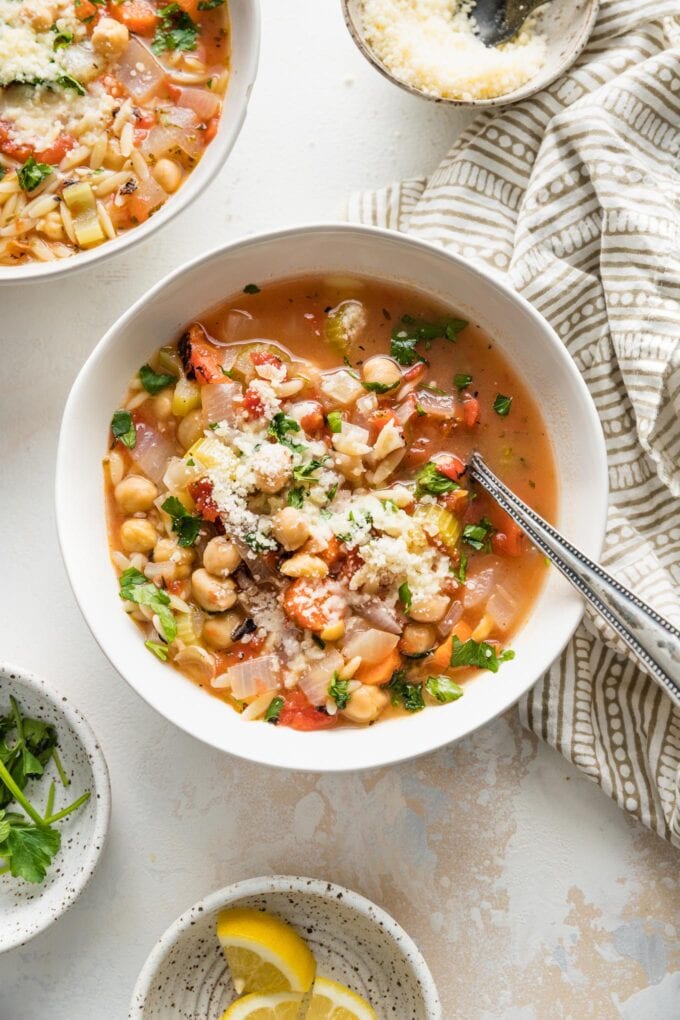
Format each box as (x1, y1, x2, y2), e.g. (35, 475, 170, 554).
(343, 0, 599, 106)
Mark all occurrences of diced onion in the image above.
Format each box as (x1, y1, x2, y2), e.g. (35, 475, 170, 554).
(299, 650, 343, 706)
(177, 86, 221, 121)
(163, 106, 199, 131)
(214, 654, 280, 698)
(415, 389, 457, 419)
(463, 567, 497, 609)
(487, 585, 518, 631)
(201, 380, 241, 424)
(132, 421, 176, 483)
(350, 595, 402, 634)
(142, 124, 203, 162)
(115, 39, 166, 102)
(343, 628, 399, 664)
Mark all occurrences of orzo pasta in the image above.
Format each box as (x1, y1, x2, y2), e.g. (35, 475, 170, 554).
(0, 0, 230, 265)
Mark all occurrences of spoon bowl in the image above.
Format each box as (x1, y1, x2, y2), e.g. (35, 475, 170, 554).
(471, 0, 550, 46)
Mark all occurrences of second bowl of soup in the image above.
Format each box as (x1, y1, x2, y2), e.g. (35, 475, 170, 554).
(57, 224, 607, 770)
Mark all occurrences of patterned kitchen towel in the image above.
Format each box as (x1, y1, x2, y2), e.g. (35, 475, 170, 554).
(349, 0, 680, 845)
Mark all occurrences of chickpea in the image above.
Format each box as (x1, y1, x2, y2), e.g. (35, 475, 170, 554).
(91, 16, 129, 58)
(152, 158, 183, 194)
(203, 610, 242, 650)
(177, 408, 204, 450)
(154, 537, 194, 567)
(362, 356, 401, 392)
(252, 444, 292, 494)
(191, 568, 237, 612)
(153, 390, 173, 419)
(409, 595, 450, 623)
(174, 645, 215, 684)
(399, 622, 437, 658)
(114, 475, 158, 514)
(271, 507, 310, 551)
(120, 518, 157, 553)
(203, 537, 241, 577)
(341, 685, 389, 725)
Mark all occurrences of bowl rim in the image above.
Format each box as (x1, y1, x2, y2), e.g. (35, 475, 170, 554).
(0, 661, 111, 954)
(341, 0, 601, 108)
(0, 0, 261, 285)
(56, 221, 609, 772)
(128, 874, 442, 1018)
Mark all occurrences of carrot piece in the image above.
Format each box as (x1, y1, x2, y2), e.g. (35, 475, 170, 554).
(75, 0, 98, 20)
(204, 116, 220, 144)
(355, 648, 401, 686)
(282, 579, 339, 633)
(111, 0, 158, 35)
(430, 621, 472, 671)
(175, 0, 200, 19)
(462, 397, 480, 429)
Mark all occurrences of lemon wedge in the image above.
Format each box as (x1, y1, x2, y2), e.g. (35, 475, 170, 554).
(221, 991, 304, 1020)
(217, 909, 316, 996)
(305, 977, 377, 1020)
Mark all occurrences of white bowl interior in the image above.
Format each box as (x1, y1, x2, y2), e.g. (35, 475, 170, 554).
(344, 0, 599, 107)
(56, 224, 608, 772)
(0, 664, 110, 953)
(129, 876, 440, 1019)
(0, 0, 260, 284)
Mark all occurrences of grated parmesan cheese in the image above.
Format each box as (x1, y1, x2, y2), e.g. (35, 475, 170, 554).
(360, 0, 547, 102)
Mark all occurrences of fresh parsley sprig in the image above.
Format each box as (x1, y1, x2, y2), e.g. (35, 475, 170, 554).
(415, 461, 461, 497)
(152, 3, 199, 53)
(161, 496, 202, 547)
(118, 567, 177, 641)
(391, 315, 468, 366)
(450, 636, 515, 673)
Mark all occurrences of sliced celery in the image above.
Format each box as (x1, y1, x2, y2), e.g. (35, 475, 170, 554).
(172, 376, 201, 416)
(158, 346, 181, 377)
(62, 181, 104, 248)
(415, 504, 462, 554)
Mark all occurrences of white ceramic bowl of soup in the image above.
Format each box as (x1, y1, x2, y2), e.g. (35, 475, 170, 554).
(56, 224, 608, 771)
(0, 0, 260, 285)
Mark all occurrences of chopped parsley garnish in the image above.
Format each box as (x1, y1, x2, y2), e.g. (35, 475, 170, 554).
(326, 410, 343, 434)
(264, 696, 284, 723)
(139, 363, 176, 394)
(293, 457, 326, 482)
(326, 483, 338, 503)
(415, 461, 460, 496)
(384, 669, 425, 712)
(57, 73, 85, 94)
(390, 315, 468, 366)
(52, 26, 74, 49)
(398, 582, 412, 612)
(454, 373, 473, 390)
(17, 156, 52, 192)
(450, 636, 515, 673)
(161, 496, 202, 547)
(454, 551, 468, 584)
(425, 675, 464, 703)
(269, 412, 305, 452)
(145, 640, 169, 661)
(152, 3, 199, 53)
(462, 518, 494, 552)
(415, 402, 426, 416)
(110, 409, 136, 449)
(244, 531, 275, 553)
(328, 673, 351, 710)
(361, 380, 399, 394)
(198, 0, 224, 7)
(287, 487, 305, 508)
(118, 567, 177, 642)
(243, 282, 260, 294)
(493, 393, 513, 416)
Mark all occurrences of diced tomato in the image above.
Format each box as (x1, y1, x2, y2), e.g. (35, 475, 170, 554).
(437, 455, 466, 482)
(179, 324, 224, 383)
(250, 351, 282, 369)
(300, 403, 324, 434)
(491, 516, 524, 557)
(174, 0, 200, 19)
(282, 578, 343, 632)
(403, 434, 434, 469)
(204, 116, 220, 144)
(402, 362, 427, 384)
(110, 0, 158, 34)
(443, 489, 468, 515)
(367, 408, 399, 444)
(75, 0, 98, 20)
(189, 478, 222, 524)
(462, 397, 480, 428)
(243, 386, 265, 417)
(166, 578, 187, 596)
(278, 691, 338, 731)
(0, 122, 76, 165)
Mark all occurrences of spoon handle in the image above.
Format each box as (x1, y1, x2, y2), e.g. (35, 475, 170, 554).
(469, 453, 680, 704)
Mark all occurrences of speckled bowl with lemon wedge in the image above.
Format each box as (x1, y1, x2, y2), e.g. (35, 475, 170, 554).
(128, 875, 441, 1018)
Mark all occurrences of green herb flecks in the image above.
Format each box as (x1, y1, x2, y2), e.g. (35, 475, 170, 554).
(462, 518, 494, 552)
(425, 675, 464, 703)
(152, 3, 199, 53)
(398, 582, 412, 612)
(52, 26, 74, 49)
(110, 409, 136, 449)
(268, 412, 305, 452)
(161, 496, 202, 548)
(118, 567, 177, 642)
(328, 673, 351, 710)
(243, 282, 260, 294)
(450, 635, 515, 673)
(139, 363, 177, 394)
(264, 696, 284, 723)
(454, 373, 473, 390)
(493, 393, 513, 417)
(390, 315, 468, 366)
(415, 461, 460, 497)
(17, 156, 52, 192)
(57, 73, 85, 95)
(287, 487, 305, 509)
(383, 669, 425, 713)
(326, 410, 343, 434)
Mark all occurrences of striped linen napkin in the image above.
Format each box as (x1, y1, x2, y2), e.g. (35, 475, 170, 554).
(349, 0, 680, 845)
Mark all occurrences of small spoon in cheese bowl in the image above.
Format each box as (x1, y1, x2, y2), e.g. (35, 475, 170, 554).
(470, 453, 680, 702)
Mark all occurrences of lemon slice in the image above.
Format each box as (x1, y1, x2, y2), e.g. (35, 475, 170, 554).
(221, 991, 304, 1020)
(217, 908, 316, 996)
(305, 976, 377, 1020)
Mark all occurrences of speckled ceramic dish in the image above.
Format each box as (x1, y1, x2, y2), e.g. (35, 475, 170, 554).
(129, 875, 441, 1018)
(342, 0, 600, 108)
(0, 663, 110, 954)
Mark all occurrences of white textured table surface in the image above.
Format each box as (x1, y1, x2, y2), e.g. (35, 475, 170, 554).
(1, 3, 678, 1018)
